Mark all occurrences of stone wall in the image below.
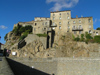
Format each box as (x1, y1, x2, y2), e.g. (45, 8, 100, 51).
(25, 34, 47, 49)
(9, 57, 100, 75)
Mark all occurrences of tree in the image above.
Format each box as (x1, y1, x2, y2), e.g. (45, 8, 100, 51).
(96, 27, 100, 30)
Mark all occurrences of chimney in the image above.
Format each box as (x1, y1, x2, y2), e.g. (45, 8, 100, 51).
(76, 15, 78, 18)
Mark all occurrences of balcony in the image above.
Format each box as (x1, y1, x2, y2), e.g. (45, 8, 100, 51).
(72, 27, 83, 31)
(51, 24, 57, 27)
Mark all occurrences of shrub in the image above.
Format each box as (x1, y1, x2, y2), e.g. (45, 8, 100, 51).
(74, 35, 80, 41)
(80, 34, 85, 41)
(85, 32, 93, 40)
(94, 35, 100, 43)
(96, 27, 100, 30)
(36, 34, 47, 37)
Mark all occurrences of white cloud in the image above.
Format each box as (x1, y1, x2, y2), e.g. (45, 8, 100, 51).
(0, 25, 7, 29)
(46, 0, 79, 11)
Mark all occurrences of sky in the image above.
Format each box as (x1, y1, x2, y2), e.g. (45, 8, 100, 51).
(0, 0, 100, 44)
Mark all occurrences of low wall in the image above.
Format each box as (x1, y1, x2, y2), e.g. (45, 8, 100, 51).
(8, 57, 100, 75)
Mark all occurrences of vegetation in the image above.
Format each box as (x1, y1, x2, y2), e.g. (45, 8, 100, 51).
(12, 25, 33, 41)
(73, 32, 100, 44)
(4, 33, 8, 40)
(36, 33, 47, 37)
(96, 27, 100, 30)
(12, 25, 32, 35)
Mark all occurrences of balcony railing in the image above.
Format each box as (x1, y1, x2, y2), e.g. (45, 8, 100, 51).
(72, 27, 83, 31)
(51, 24, 57, 27)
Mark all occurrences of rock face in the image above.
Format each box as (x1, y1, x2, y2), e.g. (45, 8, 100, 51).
(4, 32, 100, 58)
(4, 32, 20, 50)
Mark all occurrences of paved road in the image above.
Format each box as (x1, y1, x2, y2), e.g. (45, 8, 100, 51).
(0, 57, 14, 75)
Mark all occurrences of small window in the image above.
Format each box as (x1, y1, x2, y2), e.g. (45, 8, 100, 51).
(59, 26, 61, 29)
(89, 19, 91, 23)
(53, 22, 55, 25)
(35, 23, 37, 26)
(74, 31, 76, 34)
(67, 13, 69, 15)
(59, 17, 61, 20)
(89, 30, 92, 33)
(79, 20, 81, 23)
(68, 26, 70, 29)
(53, 14, 55, 16)
(89, 25, 91, 28)
(68, 21, 69, 24)
(59, 22, 61, 25)
(96, 32, 98, 35)
(73, 21, 75, 24)
(79, 31, 82, 34)
(67, 16, 70, 19)
(79, 25, 82, 29)
(53, 17, 55, 20)
(45, 22, 47, 25)
(59, 13, 61, 15)
(44, 28, 46, 31)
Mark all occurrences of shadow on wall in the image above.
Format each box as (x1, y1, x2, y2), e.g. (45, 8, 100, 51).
(6, 58, 50, 75)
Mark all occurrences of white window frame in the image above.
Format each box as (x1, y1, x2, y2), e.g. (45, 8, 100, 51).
(73, 21, 75, 24)
(79, 20, 81, 23)
(67, 16, 70, 19)
(59, 22, 61, 25)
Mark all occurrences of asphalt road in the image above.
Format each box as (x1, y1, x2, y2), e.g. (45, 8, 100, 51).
(0, 57, 14, 75)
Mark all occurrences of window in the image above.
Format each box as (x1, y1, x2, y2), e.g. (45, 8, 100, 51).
(53, 14, 55, 16)
(35, 23, 37, 26)
(89, 25, 91, 28)
(42, 22, 44, 25)
(79, 20, 81, 23)
(45, 22, 47, 25)
(59, 13, 61, 15)
(79, 31, 82, 34)
(53, 17, 55, 20)
(79, 25, 82, 29)
(68, 21, 69, 24)
(68, 26, 70, 29)
(74, 31, 76, 34)
(59, 26, 61, 29)
(73, 21, 75, 24)
(67, 16, 70, 19)
(96, 32, 98, 35)
(59, 17, 61, 20)
(67, 13, 69, 15)
(44, 28, 46, 31)
(89, 30, 92, 33)
(89, 19, 91, 23)
(73, 26, 76, 29)
(59, 22, 61, 25)
(53, 22, 55, 25)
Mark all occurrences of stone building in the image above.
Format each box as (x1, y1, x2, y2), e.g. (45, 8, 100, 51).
(13, 10, 100, 48)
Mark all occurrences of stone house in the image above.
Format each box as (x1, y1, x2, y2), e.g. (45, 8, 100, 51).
(13, 10, 100, 48)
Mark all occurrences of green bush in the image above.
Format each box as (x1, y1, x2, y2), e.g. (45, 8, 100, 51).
(19, 31, 29, 41)
(96, 27, 100, 30)
(80, 34, 85, 41)
(85, 32, 93, 40)
(36, 34, 47, 37)
(94, 35, 100, 43)
(74, 35, 80, 41)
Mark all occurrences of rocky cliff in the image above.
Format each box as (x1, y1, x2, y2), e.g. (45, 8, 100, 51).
(4, 32, 100, 58)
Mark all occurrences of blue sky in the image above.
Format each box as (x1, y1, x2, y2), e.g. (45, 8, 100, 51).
(0, 0, 100, 44)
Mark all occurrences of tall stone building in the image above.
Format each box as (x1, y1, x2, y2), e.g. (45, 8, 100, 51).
(13, 10, 100, 48)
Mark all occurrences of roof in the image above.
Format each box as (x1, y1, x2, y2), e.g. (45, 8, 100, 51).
(50, 10, 71, 13)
